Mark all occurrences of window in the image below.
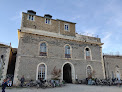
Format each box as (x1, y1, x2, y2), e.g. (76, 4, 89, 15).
(116, 65, 121, 80)
(64, 24, 69, 31)
(45, 18, 51, 24)
(40, 42, 47, 56)
(38, 64, 45, 80)
(85, 48, 91, 60)
(28, 15, 34, 21)
(87, 66, 92, 78)
(65, 45, 71, 58)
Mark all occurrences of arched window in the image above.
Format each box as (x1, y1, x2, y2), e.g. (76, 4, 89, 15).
(87, 66, 92, 78)
(85, 48, 90, 60)
(65, 45, 71, 58)
(38, 64, 45, 80)
(115, 65, 121, 80)
(40, 42, 47, 56)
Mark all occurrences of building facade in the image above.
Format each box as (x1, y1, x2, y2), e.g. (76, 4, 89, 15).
(0, 43, 11, 83)
(13, 10, 105, 85)
(103, 55, 122, 80)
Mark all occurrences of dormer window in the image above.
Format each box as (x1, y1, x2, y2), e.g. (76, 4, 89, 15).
(45, 18, 51, 24)
(28, 15, 34, 21)
(64, 24, 69, 31)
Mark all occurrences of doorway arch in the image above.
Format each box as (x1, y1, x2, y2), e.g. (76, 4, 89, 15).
(62, 62, 75, 83)
(115, 65, 121, 80)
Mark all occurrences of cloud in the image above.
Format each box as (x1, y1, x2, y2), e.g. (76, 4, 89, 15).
(72, 15, 81, 20)
(101, 32, 112, 52)
(70, 0, 84, 8)
(10, 10, 26, 21)
(10, 10, 26, 25)
(78, 27, 100, 37)
(102, 0, 122, 27)
(102, 32, 112, 42)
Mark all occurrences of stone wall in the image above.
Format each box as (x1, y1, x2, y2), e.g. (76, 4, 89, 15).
(14, 32, 104, 85)
(0, 47, 7, 80)
(21, 13, 76, 36)
(103, 55, 122, 79)
(17, 56, 103, 80)
(0, 46, 11, 84)
(13, 11, 104, 85)
(19, 32, 101, 60)
(59, 20, 76, 36)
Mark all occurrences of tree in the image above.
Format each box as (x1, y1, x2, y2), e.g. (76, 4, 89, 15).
(88, 70, 96, 79)
(92, 70, 96, 78)
(51, 66, 61, 80)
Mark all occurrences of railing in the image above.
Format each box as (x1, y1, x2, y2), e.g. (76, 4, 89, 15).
(40, 52, 47, 56)
(65, 54, 71, 58)
(86, 56, 91, 60)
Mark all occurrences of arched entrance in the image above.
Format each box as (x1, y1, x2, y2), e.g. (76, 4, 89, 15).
(63, 63, 72, 83)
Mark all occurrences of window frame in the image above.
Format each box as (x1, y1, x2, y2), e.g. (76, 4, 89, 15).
(64, 44, 72, 58)
(45, 18, 51, 24)
(36, 63, 47, 80)
(84, 46, 92, 60)
(38, 64, 45, 80)
(86, 65, 93, 78)
(115, 65, 121, 80)
(64, 24, 70, 31)
(27, 14, 35, 21)
(39, 41, 48, 56)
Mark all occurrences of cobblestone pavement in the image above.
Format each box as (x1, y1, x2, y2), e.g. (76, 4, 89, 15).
(0, 84, 122, 92)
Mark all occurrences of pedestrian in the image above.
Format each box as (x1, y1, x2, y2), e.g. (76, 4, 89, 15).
(7, 79, 12, 87)
(7, 78, 10, 87)
(116, 78, 121, 87)
(20, 75, 25, 87)
(86, 78, 88, 85)
(2, 79, 7, 92)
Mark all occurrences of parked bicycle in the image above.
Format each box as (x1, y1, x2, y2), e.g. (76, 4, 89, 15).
(36, 79, 47, 89)
(19, 79, 65, 88)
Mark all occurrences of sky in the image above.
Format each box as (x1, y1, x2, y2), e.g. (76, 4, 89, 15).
(0, 0, 122, 55)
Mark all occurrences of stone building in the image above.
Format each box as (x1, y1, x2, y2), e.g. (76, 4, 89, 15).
(0, 43, 11, 83)
(0, 43, 17, 84)
(13, 10, 105, 85)
(103, 55, 122, 80)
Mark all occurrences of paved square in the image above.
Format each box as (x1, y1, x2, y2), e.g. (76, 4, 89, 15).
(1, 84, 122, 92)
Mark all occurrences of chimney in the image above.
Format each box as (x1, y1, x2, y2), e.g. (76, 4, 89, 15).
(44, 14, 52, 19)
(27, 10, 36, 15)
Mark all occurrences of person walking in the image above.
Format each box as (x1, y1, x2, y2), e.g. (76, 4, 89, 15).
(2, 79, 7, 92)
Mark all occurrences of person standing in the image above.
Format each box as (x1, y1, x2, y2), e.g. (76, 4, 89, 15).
(20, 75, 25, 87)
(2, 79, 7, 92)
(7, 78, 12, 87)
